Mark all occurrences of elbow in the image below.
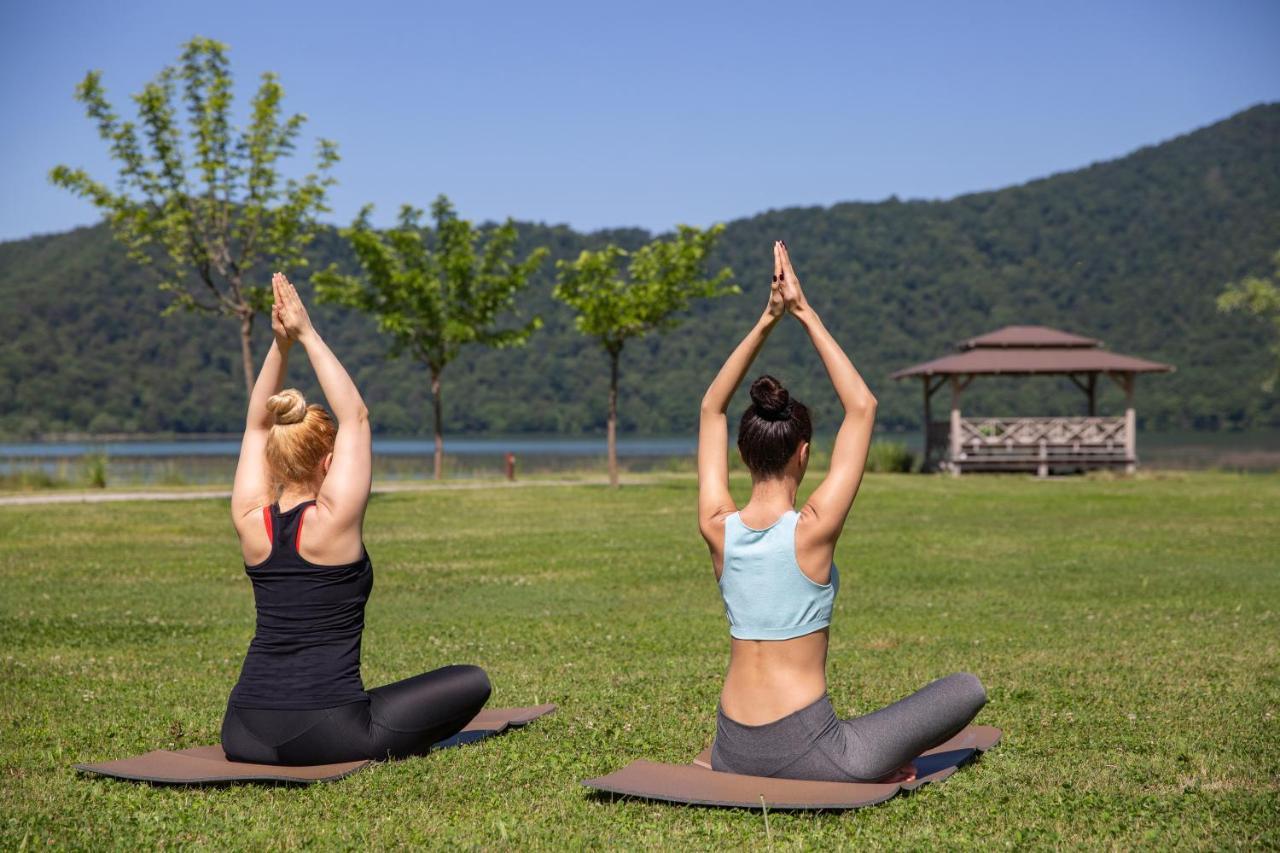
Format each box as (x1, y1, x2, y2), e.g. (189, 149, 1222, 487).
(699, 395, 721, 417)
(349, 404, 370, 426)
(846, 393, 877, 420)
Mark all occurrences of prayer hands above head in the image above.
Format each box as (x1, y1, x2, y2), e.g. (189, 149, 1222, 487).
(765, 256, 787, 320)
(270, 277, 290, 349)
(271, 272, 315, 344)
(773, 240, 808, 315)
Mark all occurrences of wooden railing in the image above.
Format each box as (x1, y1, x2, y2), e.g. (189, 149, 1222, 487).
(929, 414, 1135, 475)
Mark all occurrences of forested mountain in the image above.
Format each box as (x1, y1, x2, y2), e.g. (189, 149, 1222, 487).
(2, 104, 1278, 439)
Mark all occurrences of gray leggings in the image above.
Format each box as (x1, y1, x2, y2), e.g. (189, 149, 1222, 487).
(711, 673, 987, 781)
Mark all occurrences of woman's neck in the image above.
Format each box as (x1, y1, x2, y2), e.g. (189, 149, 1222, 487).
(746, 477, 798, 514)
(278, 486, 318, 509)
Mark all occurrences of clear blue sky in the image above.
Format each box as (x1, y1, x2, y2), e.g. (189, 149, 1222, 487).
(2, 0, 1277, 241)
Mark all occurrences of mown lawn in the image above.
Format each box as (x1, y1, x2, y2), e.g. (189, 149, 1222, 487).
(1, 472, 1277, 848)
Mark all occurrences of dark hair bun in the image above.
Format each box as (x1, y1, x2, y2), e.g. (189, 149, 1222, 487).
(749, 375, 791, 422)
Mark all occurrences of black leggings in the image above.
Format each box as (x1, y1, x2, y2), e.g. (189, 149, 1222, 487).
(221, 664, 492, 765)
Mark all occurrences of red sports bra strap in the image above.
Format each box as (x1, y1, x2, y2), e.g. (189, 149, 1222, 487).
(262, 506, 273, 544)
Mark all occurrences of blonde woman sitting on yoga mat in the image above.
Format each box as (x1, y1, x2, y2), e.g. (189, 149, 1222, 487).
(222, 273, 490, 765)
(698, 241, 986, 783)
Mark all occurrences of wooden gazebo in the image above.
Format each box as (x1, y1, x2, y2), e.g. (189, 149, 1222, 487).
(891, 325, 1173, 476)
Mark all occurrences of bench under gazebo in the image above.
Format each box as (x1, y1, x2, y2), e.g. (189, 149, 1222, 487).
(891, 325, 1173, 476)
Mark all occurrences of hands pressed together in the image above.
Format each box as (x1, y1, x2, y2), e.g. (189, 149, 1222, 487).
(766, 240, 810, 321)
(271, 272, 315, 348)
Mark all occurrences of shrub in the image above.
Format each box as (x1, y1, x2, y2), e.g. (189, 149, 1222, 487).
(866, 440, 916, 473)
(0, 469, 61, 491)
(83, 451, 108, 489)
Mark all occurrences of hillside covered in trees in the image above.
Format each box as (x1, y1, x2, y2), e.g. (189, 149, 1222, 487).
(2, 104, 1278, 439)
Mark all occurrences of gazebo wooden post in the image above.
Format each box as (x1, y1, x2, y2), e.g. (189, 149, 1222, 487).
(1066, 372, 1098, 416)
(919, 376, 947, 472)
(1107, 370, 1137, 473)
(1123, 372, 1136, 474)
(949, 375, 963, 477)
(921, 376, 932, 471)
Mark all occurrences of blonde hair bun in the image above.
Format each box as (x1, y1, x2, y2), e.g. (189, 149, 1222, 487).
(266, 389, 308, 426)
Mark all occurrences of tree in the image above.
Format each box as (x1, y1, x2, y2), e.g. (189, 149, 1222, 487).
(554, 225, 736, 486)
(1218, 248, 1280, 391)
(50, 37, 338, 398)
(315, 196, 547, 478)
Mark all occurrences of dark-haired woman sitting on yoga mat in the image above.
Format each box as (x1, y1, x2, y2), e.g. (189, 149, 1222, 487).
(698, 242, 986, 783)
(221, 273, 490, 765)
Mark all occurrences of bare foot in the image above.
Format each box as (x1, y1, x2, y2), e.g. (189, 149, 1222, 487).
(876, 762, 917, 784)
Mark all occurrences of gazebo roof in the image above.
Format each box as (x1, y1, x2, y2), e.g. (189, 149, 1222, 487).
(891, 325, 1174, 379)
(961, 325, 1099, 349)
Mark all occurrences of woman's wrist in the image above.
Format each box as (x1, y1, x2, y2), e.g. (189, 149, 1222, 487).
(791, 301, 819, 327)
(758, 311, 783, 331)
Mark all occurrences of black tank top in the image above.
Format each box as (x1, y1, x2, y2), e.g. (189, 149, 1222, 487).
(228, 500, 372, 710)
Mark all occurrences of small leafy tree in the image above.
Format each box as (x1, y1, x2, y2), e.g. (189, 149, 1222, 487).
(50, 37, 339, 398)
(315, 196, 547, 479)
(1218, 249, 1280, 391)
(554, 225, 736, 486)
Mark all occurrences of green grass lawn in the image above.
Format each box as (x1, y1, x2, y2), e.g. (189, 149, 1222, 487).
(2, 472, 1277, 848)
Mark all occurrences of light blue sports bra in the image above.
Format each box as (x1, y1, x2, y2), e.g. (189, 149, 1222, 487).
(718, 510, 839, 641)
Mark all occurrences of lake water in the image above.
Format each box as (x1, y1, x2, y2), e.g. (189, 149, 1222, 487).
(0, 436, 696, 459)
(2, 430, 1277, 486)
(0, 436, 698, 485)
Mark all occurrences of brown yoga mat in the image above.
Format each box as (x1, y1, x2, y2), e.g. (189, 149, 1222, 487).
(74, 703, 556, 786)
(582, 724, 1000, 811)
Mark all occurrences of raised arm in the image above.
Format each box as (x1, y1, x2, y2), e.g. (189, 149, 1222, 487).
(778, 244, 878, 547)
(230, 279, 294, 520)
(698, 250, 786, 541)
(274, 274, 372, 529)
